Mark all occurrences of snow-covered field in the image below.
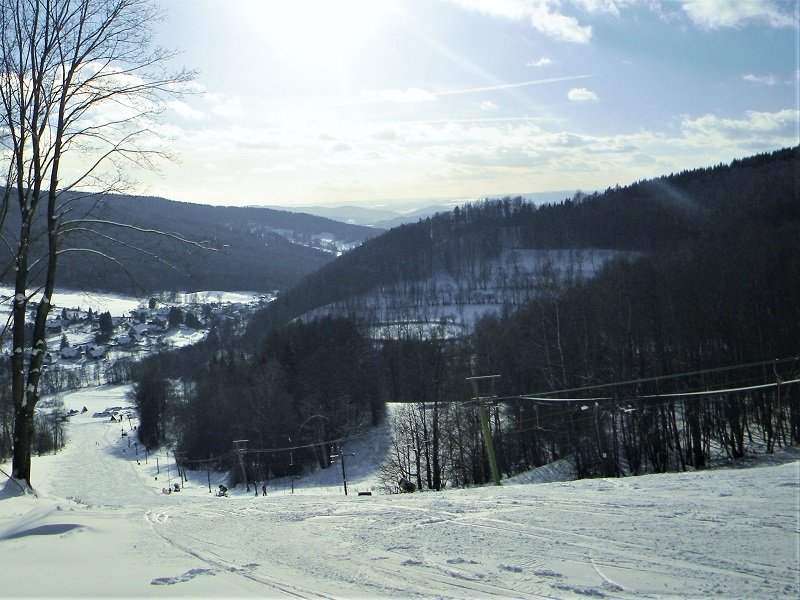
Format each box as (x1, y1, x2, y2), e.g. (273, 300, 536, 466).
(1, 385, 799, 599)
(0, 286, 265, 317)
(0, 286, 144, 318)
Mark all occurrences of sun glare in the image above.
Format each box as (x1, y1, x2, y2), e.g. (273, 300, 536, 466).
(242, 0, 393, 69)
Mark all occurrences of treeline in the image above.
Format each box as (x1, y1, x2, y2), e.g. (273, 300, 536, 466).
(473, 200, 800, 393)
(379, 195, 800, 488)
(0, 367, 68, 461)
(379, 365, 800, 491)
(130, 317, 383, 482)
(463, 199, 800, 479)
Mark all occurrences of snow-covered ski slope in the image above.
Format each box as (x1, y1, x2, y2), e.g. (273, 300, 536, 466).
(2, 384, 799, 599)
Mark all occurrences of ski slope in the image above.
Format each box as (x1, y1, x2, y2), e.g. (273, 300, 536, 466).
(1, 384, 799, 598)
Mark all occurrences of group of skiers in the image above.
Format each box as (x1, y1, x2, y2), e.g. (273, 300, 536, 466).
(162, 483, 269, 497)
(214, 483, 268, 497)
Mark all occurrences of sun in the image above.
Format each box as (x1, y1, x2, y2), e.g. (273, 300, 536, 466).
(241, 0, 394, 70)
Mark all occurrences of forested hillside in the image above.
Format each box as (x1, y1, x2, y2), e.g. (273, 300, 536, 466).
(132, 147, 799, 488)
(0, 193, 380, 294)
(253, 147, 798, 332)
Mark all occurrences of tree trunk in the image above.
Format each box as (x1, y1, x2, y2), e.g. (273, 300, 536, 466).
(432, 400, 441, 490)
(11, 405, 33, 483)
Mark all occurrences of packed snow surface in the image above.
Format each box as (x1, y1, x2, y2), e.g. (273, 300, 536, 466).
(2, 385, 799, 598)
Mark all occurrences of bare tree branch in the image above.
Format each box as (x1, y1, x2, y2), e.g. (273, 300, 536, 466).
(0, 0, 197, 486)
(60, 218, 217, 250)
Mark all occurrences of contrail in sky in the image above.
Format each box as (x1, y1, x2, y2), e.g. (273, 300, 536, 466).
(434, 74, 596, 96)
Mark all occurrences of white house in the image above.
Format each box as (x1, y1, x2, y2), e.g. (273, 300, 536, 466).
(61, 346, 83, 360)
(86, 345, 107, 359)
(115, 334, 134, 347)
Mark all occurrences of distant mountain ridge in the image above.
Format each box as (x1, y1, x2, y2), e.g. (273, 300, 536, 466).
(260, 190, 575, 228)
(0, 193, 382, 295)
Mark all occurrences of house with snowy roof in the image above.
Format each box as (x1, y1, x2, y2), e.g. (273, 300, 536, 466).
(61, 346, 83, 360)
(86, 345, 107, 359)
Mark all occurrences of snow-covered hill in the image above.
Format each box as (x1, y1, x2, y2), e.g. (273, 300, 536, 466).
(297, 247, 634, 335)
(1, 384, 798, 598)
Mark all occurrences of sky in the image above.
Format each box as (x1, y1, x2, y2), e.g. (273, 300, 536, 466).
(137, 0, 800, 208)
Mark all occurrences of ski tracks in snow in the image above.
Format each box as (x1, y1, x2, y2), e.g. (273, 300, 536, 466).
(144, 506, 338, 598)
(139, 473, 800, 599)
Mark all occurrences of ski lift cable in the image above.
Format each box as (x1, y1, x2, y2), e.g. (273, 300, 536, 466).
(512, 378, 800, 406)
(637, 377, 800, 399)
(474, 370, 778, 407)
(241, 425, 392, 455)
(522, 355, 799, 398)
(516, 395, 615, 403)
(505, 377, 798, 407)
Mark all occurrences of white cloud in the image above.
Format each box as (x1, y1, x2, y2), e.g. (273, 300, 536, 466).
(680, 109, 799, 146)
(372, 129, 399, 142)
(681, 0, 797, 29)
(207, 94, 246, 119)
(447, 0, 533, 20)
(448, 0, 593, 43)
(530, 1, 593, 43)
(742, 74, 779, 86)
(527, 56, 554, 67)
(571, 0, 633, 17)
(329, 142, 354, 153)
(479, 100, 499, 111)
(568, 87, 599, 101)
(360, 87, 438, 104)
(167, 100, 206, 121)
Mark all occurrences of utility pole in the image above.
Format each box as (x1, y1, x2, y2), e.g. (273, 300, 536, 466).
(233, 439, 249, 491)
(467, 375, 502, 486)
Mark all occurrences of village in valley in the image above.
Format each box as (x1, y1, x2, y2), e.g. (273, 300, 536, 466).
(1, 289, 271, 376)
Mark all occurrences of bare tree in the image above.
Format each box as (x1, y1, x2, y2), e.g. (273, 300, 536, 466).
(0, 0, 193, 486)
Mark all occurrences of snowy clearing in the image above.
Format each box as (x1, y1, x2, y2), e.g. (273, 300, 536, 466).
(1, 384, 799, 599)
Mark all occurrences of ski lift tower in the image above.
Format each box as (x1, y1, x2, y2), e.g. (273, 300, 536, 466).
(330, 444, 355, 496)
(233, 439, 249, 491)
(466, 375, 502, 486)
